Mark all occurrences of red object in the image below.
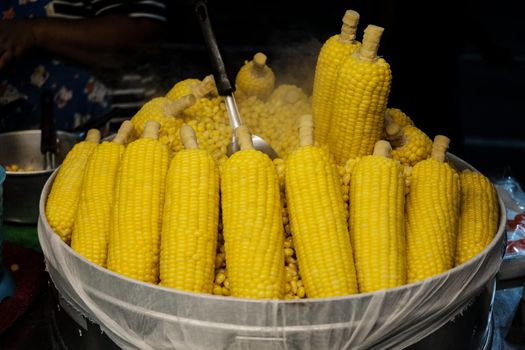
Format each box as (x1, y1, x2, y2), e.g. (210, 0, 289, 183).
(0, 242, 46, 334)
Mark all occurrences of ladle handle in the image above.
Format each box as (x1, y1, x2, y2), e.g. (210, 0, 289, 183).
(40, 90, 57, 154)
(195, 1, 234, 96)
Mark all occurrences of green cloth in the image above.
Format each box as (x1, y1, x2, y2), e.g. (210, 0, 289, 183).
(2, 223, 40, 251)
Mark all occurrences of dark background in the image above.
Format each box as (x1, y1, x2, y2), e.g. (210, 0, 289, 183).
(105, 0, 525, 183)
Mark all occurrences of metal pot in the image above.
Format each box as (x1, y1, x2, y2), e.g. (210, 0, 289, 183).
(37, 154, 507, 350)
(0, 130, 81, 224)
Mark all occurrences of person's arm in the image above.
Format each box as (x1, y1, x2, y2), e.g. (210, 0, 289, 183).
(0, 15, 165, 68)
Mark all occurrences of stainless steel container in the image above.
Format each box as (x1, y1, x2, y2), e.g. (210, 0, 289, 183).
(38, 154, 507, 350)
(0, 130, 80, 224)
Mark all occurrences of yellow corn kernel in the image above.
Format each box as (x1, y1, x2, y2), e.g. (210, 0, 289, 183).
(328, 25, 392, 164)
(349, 141, 406, 292)
(406, 136, 460, 283)
(46, 129, 100, 243)
(71, 121, 133, 266)
(285, 115, 358, 297)
(312, 10, 360, 146)
(455, 170, 499, 265)
(221, 126, 285, 299)
(107, 121, 169, 283)
(235, 52, 275, 101)
(159, 125, 220, 293)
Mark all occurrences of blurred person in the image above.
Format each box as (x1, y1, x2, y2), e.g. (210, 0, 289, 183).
(0, 0, 167, 131)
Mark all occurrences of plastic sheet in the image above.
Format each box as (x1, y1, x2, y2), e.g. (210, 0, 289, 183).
(38, 154, 507, 350)
(494, 177, 525, 257)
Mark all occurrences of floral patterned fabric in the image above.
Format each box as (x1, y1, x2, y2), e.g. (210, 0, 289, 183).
(0, 0, 112, 131)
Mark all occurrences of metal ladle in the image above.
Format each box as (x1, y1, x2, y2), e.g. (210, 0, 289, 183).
(195, 1, 278, 159)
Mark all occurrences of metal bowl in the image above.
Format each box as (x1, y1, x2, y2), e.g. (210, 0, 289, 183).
(0, 130, 81, 224)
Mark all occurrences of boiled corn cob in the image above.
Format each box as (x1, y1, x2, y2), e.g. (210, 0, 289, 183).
(312, 10, 360, 145)
(221, 126, 285, 299)
(386, 108, 414, 128)
(384, 113, 432, 166)
(285, 114, 358, 297)
(406, 135, 460, 283)
(46, 129, 101, 243)
(455, 170, 499, 265)
(328, 25, 392, 164)
(130, 95, 196, 151)
(235, 52, 275, 101)
(350, 140, 406, 292)
(166, 75, 216, 101)
(71, 121, 133, 266)
(107, 121, 169, 283)
(160, 125, 220, 293)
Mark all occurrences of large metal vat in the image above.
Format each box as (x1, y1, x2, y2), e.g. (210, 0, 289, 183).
(38, 154, 507, 349)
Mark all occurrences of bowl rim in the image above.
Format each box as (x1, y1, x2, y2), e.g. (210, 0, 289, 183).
(1, 129, 81, 176)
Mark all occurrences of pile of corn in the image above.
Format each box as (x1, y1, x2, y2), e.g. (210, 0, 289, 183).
(45, 10, 500, 300)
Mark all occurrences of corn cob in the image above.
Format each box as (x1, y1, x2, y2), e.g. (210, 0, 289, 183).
(285, 114, 358, 297)
(312, 10, 360, 145)
(160, 125, 220, 293)
(71, 121, 133, 266)
(384, 114, 432, 167)
(166, 75, 216, 101)
(455, 170, 499, 265)
(221, 126, 285, 299)
(107, 121, 169, 283)
(46, 129, 101, 243)
(130, 95, 196, 151)
(349, 140, 406, 292)
(386, 108, 414, 128)
(235, 52, 275, 101)
(406, 136, 460, 283)
(328, 25, 392, 164)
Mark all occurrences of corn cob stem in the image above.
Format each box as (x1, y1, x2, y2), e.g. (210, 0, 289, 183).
(339, 10, 360, 42)
(359, 25, 384, 62)
(373, 140, 392, 157)
(180, 124, 199, 149)
(431, 135, 450, 163)
(191, 75, 216, 99)
(112, 120, 134, 145)
(236, 125, 253, 150)
(253, 52, 269, 77)
(298, 114, 314, 147)
(163, 94, 197, 117)
(85, 129, 101, 143)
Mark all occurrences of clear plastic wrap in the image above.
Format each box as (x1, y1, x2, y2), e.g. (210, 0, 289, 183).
(494, 177, 525, 257)
(38, 155, 507, 350)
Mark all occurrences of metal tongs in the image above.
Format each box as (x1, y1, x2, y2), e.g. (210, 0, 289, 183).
(40, 90, 57, 170)
(195, 1, 278, 159)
